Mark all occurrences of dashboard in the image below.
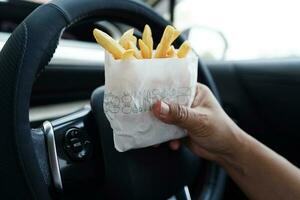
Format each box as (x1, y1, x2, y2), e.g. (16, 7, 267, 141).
(0, 31, 105, 125)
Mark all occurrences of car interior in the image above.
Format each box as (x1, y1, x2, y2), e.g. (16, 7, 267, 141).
(0, 0, 299, 199)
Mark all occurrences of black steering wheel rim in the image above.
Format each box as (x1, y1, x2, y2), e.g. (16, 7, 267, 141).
(0, 0, 224, 199)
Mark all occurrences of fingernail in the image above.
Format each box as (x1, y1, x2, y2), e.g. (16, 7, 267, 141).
(160, 101, 170, 116)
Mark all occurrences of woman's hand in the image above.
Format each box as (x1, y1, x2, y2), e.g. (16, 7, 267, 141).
(152, 83, 244, 162)
(153, 83, 300, 200)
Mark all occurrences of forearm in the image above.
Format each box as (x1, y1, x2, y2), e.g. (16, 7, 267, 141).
(153, 84, 300, 199)
(217, 129, 300, 200)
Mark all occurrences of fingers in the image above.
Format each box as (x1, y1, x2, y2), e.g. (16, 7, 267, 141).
(152, 100, 203, 130)
(191, 83, 208, 107)
(152, 139, 181, 151)
(168, 103, 192, 127)
(187, 140, 216, 160)
(169, 139, 181, 150)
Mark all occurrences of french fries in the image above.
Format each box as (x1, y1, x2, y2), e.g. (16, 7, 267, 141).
(154, 25, 175, 58)
(139, 39, 151, 59)
(166, 45, 176, 58)
(142, 24, 153, 57)
(93, 29, 125, 59)
(93, 25, 191, 60)
(122, 49, 135, 60)
(129, 41, 142, 59)
(177, 41, 191, 58)
(119, 28, 137, 49)
(171, 29, 181, 44)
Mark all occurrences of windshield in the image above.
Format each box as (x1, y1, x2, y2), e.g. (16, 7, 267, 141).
(174, 0, 300, 61)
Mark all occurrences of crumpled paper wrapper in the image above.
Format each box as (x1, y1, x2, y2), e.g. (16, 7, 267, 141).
(103, 51, 198, 152)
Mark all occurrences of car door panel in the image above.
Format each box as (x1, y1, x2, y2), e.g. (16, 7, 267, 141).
(208, 60, 300, 200)
(209, 60, 300, 165)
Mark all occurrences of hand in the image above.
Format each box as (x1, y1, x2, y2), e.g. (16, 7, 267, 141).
(152, 83, 244, 162)
(153, 83, 300, 200)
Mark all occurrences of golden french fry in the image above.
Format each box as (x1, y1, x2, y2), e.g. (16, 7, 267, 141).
(139, 39, 151, 59)
(155, 43, 161, 57)
(128, 41, 142, 59)
(142, 24, 153, 57)
(130, 35, 137, 46)
(155, 25, 175, 58)
(166, 45, 176, 58)
(171, 29, 181, 44)
(177, 41, 191, 58)
(122, 35, 138, 50)
(122, 49, 135, 60)
(119, 28, 135, 49)
(93, 28, 125, 59)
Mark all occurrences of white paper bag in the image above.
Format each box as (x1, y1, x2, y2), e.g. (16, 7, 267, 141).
(103, 52, 198, 152)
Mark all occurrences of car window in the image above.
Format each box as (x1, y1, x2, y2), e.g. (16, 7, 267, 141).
(174, 0, 300, 61)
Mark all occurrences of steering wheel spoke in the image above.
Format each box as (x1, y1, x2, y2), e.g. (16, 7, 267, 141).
(39, 106, 104, 197)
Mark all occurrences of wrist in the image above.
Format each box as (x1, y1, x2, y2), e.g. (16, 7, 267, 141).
(215, 124, 251, 172)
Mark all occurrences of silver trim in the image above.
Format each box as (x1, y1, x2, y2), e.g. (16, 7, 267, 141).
(184, 186, 191, 200)
(43, 121, 63, 191)
(0, 32, 104, 66)
(29, 100, 89, 122)
(50, 105, 91, 127)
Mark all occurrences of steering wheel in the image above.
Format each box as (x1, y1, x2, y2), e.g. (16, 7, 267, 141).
(0, 0, 225, 199)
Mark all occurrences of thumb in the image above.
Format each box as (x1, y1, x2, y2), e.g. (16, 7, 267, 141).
(152, 101, 198, 129)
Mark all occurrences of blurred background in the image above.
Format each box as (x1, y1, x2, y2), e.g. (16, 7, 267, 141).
(174, 0, 300, 61)
(2, 0, 300, 61)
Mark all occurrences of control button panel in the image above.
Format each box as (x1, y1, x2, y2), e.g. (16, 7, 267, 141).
(64, 128, 91, 161)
